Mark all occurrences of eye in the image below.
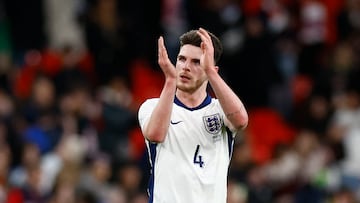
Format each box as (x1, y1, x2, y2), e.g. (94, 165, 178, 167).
(193, 59, 200, 65)
(177, 55, 186, 62)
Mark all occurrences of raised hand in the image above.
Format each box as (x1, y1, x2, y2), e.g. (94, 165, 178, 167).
(196, 28, 217, 72)
(158, 36, 176, 80)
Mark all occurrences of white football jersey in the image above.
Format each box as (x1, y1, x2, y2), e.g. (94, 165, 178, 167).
(138, 95, 236, 203)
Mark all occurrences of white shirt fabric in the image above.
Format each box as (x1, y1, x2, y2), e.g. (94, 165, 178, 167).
(138, 95, 236, 203)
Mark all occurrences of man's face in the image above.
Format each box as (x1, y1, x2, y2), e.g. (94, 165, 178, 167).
(175, 44, 207, 92)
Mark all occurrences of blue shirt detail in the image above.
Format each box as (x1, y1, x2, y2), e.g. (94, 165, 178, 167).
(174, 94, 212, 111)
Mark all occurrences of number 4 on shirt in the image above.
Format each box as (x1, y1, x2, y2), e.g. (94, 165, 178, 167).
(193, 144, 204, 168)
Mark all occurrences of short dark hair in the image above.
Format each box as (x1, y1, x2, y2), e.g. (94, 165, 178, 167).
(179, 29, 223, 64)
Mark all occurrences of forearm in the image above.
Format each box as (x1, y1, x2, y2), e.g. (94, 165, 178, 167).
(143, 78, 177, 142)
(207, 69, 248, 130)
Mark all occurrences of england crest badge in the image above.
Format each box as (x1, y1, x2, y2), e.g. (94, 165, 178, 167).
(203, 113, 222, 134)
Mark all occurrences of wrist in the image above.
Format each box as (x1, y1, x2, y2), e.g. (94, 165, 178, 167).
(205, 66, 219, 77)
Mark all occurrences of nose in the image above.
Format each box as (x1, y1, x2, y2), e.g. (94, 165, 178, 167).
(182, 60, 191, 71)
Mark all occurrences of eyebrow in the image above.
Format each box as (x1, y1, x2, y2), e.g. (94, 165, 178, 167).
(178, 54, 200, 63)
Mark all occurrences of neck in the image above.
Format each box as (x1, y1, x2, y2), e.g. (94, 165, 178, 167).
(175, 89, 208, 108)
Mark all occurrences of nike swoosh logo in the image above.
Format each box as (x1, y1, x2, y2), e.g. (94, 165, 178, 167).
(170, 120, 183, 125)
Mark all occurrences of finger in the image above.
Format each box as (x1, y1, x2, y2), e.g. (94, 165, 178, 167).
(158, 36, 169, 58)
(196, 30, 206, 43)
(158, 36, 164, 55)
(200, 41, 206, 52)
(198, 28, 211, 42)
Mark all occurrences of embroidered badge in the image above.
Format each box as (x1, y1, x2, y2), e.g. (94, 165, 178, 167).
(203, 113, 222, 134)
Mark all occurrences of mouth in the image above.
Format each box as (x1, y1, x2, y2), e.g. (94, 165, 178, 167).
(179, 74, 191, 81)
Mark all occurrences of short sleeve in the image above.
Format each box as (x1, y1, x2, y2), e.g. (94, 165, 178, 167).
(138, 98, 159, 132)
(213, 99, 238, 136)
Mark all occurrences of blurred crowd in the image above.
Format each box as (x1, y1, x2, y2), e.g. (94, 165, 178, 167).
(0, 0, 360, 202)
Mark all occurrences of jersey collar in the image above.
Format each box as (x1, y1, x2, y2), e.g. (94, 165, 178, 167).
(174, 94, 212, 111)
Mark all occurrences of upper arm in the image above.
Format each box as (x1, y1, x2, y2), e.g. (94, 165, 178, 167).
(138, 98, 168, 143)
(138, 99, 156, 134)
(216, 99, 247, 133)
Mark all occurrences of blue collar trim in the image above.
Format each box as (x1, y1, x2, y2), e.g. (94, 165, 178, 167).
(174, 94, 212, 111)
